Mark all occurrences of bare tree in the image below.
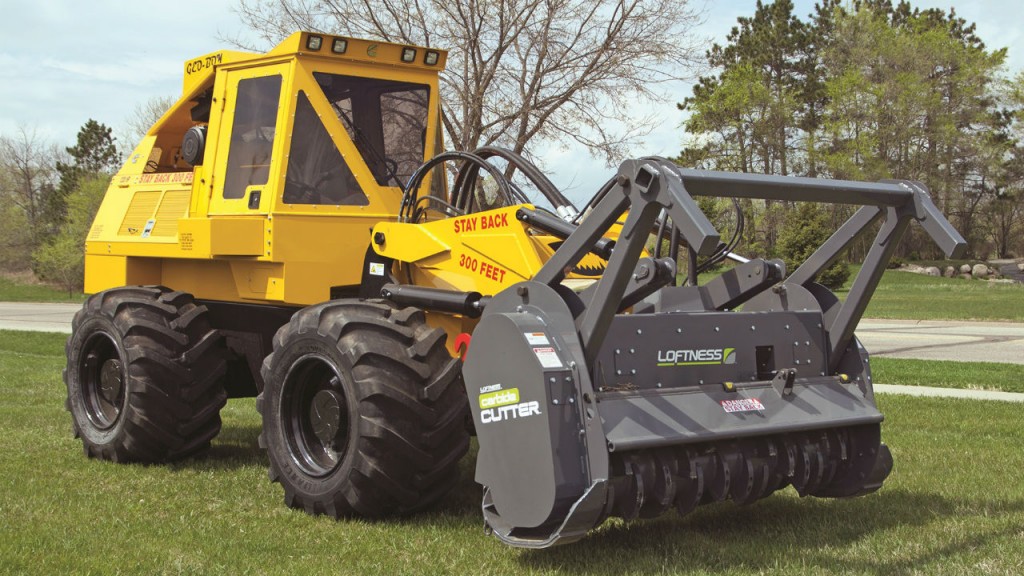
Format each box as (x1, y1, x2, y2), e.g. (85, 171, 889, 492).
(229, 0, 704, 163)
(0, 126, 64, 249)
(122, 95, 177, 148)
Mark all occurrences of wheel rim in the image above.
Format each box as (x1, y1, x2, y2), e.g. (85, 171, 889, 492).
(282, 354, 351, 477)
(79, 332, 126, 430)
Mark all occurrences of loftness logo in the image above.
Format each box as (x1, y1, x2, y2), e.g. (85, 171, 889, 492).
(657, 347, 736, 367)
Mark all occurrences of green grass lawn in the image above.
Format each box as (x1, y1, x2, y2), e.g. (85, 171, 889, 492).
(871, 357, 1024, 394)
(839, 266, 1024, 322)
(2, 330, 1022, 575)
(0, 275, 86, 303)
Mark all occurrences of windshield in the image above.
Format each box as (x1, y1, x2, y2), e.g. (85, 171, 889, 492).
(312, 72, 430, 188)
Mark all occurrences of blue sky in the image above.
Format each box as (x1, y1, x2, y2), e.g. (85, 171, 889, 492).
(1, 1, 1020, 202)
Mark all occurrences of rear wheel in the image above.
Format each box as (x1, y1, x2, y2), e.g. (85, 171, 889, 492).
(259, 300, 469, 517)
(64, 286, 228, 462)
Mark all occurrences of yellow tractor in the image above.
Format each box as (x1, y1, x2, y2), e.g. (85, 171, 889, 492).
(66, 32, 965, 547)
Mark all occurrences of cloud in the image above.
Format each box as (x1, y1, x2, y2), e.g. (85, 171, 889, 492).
(39, 56, 181, 87)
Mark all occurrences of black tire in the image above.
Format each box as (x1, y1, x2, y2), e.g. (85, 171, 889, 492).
(258, 300, 469, 517)
(64, 286, 228, 462)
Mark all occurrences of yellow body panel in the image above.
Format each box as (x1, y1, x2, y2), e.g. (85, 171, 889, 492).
(87, 32, 448, 307)
(177, 218, 265, 256)
(84, 31, 605, 351)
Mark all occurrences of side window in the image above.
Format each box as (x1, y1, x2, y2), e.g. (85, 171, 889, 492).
(312, 72, 430, 188)
(283, 92, 367, 206)
(223, 75, 281, 199)
(380, 90, 429, 185)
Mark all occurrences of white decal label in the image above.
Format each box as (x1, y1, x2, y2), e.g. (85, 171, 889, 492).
(532, 347, 563, 369)
(479, 401, 542, 424)
(524, 332, 550, 345)
(479, 383, 502, 394)
(720, 398, 766, 413)
(368, 262, 385, 276)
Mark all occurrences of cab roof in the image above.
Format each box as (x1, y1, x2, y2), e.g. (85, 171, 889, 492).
(181, 31, 448, 95)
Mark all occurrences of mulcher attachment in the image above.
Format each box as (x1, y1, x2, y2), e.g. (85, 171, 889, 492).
(462, 159, 963, 548)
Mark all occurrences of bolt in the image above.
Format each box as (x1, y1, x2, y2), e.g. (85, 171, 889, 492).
(373, 232, 385, 245)
(751, 326, 756, 331)
(616, 174, 630, 187)
(656, 382, 662, 388)
(516, 285, 529, 297)
(634, 264, 650, 280)
(795, 360, 801, 365)
(615, 349, 621, 355)
(549, 377, 556, 384)
(616, 370, 622, 375)
(785, 324, 790, 330)
(568, 397, 575, 404)
(677, 328, 682, 333)
(629, 348, 635, 354)
(715, 327, 720, 332)
(583, 392, 593, 403)
(630, 369, 637, 375)
(553, 399, 559, 404)
(637, 329, 643, 335)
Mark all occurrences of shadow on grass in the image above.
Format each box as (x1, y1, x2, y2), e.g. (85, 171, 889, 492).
(519, 489, 1024, 575)
(167, 423, 267, 472)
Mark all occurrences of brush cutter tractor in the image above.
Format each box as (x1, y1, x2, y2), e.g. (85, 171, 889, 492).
(65, 32, 965, 547)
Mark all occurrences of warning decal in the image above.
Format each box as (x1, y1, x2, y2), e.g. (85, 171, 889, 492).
(720, 398, 765, 413)
(532, 347, 563, 369)
(524, 332, 550, 345)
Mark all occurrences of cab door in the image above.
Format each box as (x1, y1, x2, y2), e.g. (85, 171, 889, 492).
(208, 64, 290, 215)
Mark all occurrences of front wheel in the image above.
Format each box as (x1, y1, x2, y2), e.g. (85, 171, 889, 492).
(259, 300, 469, 517)
(64, 286, 228, 462)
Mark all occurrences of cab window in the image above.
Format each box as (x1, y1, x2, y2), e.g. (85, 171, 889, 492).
(283, 91, 368, 205)
(223, 75, 281, 199)
(312, 72, 429, 188)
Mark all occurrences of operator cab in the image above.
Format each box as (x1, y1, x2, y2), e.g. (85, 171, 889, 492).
(132, 32, 446, 218)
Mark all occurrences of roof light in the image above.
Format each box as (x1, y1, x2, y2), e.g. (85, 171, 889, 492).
(424, 50, 439, 66)
(331, 38, 348, 54)
(306, 35, 323, 51)
(401, 47, 416, 63)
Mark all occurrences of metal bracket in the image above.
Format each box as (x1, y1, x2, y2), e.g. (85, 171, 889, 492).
(771, 368, 797, 397)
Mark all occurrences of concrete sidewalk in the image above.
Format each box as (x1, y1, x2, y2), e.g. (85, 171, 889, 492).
(874, 383, 1024, 403)
(856, 318, 1024, 365)
(0, 302, 79, 333)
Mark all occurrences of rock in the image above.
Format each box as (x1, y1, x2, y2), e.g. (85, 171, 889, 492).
(924, 266, 941, 277)
(960, 264, 972, 274)
(959, 273, 973, 280)
(944, 266, 955, 278)
(972, 263, 990, 278)
(903, 264, 927, 274)
(1017, 262, 1024, 272)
